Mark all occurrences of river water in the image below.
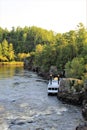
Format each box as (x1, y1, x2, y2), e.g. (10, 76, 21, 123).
(0, 66, 84, 130)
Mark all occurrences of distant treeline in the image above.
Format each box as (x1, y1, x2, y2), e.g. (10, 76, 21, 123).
(0, 23, 87, 80)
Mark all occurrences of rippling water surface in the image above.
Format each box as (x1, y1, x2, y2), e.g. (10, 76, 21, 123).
(0, 66, 84, 130)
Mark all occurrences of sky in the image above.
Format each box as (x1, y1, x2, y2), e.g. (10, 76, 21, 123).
(0, 0, 87, 33)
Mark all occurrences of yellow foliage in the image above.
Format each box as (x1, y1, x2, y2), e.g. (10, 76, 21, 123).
(0, 56, 8, 61)
(36, 44, 43, 53)
(18, 53, 30, 60)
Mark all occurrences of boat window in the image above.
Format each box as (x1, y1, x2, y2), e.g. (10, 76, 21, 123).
(48, 88, 51, 90)
(48, 88, 58, 90)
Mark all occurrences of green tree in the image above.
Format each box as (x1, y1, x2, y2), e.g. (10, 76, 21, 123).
(0, 43, 3, 61)
(65, 57, 85, 79)
(0, 43, 2, 56)
(34, 44, 43, 67)
(76, 23, 87, 55)
(0, 27, 4, 42)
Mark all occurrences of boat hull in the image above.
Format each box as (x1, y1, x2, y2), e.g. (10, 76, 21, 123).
(47, 80, 59, 94)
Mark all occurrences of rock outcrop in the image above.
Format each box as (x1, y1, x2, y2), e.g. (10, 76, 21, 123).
(57, 78, 84, 105)
(57, 78, 87, 129)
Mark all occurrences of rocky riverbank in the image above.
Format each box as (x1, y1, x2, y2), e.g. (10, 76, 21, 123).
(57, 89, 87, 129)
(57, 78, 87, 130)
(23, 60, 87, 129)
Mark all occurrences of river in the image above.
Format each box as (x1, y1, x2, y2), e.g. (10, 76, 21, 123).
(0, 66, 84, 130)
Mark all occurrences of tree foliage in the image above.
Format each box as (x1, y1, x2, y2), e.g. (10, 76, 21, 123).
(0, 39, 15, 61)
(0, 23, 87, 79)
(65, 57, 85, 79)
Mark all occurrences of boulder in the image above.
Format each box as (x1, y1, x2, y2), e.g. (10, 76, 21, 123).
(57, 78, 85, 105)
(57, 91, 81, 105)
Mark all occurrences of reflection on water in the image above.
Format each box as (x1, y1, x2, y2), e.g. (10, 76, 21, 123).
(0, 66, 23, 79)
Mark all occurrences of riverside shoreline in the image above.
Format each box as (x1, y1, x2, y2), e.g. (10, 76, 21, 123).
(23, 61, 87, 129)
(0, 61, 24, 66)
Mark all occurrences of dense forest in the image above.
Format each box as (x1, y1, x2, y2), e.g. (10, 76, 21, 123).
(0, 23, 87, 80)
